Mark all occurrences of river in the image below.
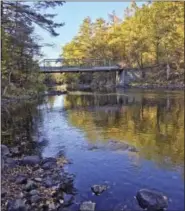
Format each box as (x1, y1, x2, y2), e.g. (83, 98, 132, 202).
(2, 88, 184, 211)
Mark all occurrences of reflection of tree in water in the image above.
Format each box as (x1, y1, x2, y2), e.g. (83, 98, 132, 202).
(64, 93, 184, 170)
(1, 100, 46, 156)
(47, 95, 56, 109)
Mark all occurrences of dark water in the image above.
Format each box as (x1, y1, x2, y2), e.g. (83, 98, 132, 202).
(2, 89, 184, 211)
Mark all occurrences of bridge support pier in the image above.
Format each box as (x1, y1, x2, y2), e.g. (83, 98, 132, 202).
(116, 70, 129, 87)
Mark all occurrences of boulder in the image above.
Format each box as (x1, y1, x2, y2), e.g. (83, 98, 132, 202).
(7, 199, 27, 211)
(1, 188, 6, 197)
(29, 190, 39, 196)
(41, 157, 57, 170)
(42, 177, 56, 188)
(21, 155, 41, 166)
(1, 145, 10, 157)
(41, 157, 57, 165)
(91, 184, 107, 195)
(127, 145, 138, 153)
(41, 161, 57, 170)
(80, 201, 96, 211)
(58, 177, 75, 194)
(15, 175, 27, 184)
(48, 202, 56, 210)
(63, 194, 74, 207)
(5, 157, 17, 168)
(33, 177, 42, 182)
(30, 195, 41, 203)
(10, 147, 20, 156)
(108, 141, 129, 151)
(24, 180, 38, 191)
(136, 189, 168, 210)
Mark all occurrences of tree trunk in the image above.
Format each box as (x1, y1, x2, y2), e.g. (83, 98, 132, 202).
(155, 40, 159, 64)
(166, 63, 170, 80)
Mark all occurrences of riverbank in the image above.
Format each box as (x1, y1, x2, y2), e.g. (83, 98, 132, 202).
(2, 82, 184, 109)
(1, 90, 183, 211)
(1, 144, 76, 211)
(129, 82, 185, 90)
(1, 90, 67, 107)
(49, 81, 185, 91)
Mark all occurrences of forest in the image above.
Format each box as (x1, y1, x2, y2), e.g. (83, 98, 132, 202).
(1, 1, 184, 95)
(1, 1, 65, 98)
(53, 2, 184, 87)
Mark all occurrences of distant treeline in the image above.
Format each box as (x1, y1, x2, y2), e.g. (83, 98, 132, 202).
(52, 2, 184, 86)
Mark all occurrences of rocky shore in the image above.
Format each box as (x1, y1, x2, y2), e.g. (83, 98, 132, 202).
(1, 143, 169, 211)
(1, 145, 76, 211)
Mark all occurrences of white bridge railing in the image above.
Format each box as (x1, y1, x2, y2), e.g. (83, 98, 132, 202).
(39, 58, 120, 72)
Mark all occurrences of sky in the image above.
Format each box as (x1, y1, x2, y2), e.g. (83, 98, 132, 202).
(37, 2, 143, 60)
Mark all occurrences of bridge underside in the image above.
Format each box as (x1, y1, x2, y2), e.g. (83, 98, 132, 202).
(39, 58, 142, 87)
(39, 66, 120, 73)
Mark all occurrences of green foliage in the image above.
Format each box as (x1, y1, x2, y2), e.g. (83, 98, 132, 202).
(1, 1, 65, 97)
(60, 2, 184, 86)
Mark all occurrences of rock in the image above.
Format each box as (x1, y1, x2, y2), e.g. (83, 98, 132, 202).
(41, 161, 57, 170)
(80, 201, 96, 211)
(1, 144, 10, 157)
(32, 165, 41, 171)
(63, 194, 74, 207)
(42, 157, 57, 165)
(1, 189, 6, 197)
(1, 157, 5, 170)
(30, 195, 40, 203)
(41, 157, 57, 170)
(15, 175, 27, 184)
(7, 199, 27, 211)
(127, 145, 138, 153)
(48, 202, 56, 210)
(21, 155, 41, 166)
(10, 147, 20, 156)
(29, 190, 39, 196)
(91, 185, 107, 195)
(33, 177, 42, 182)
(42, 177, 56, 188)
(136, 189, 168, 210)
(20, 141, 26, 146)
(24, 180, 38, 191)
(18, 192, 24, 199)
(32, 164, 44, 173)
(88, 145, 99, 151)
(5, 157, 17, 167)
(51, 188, 64, 199)
(58, 177, 75, 194)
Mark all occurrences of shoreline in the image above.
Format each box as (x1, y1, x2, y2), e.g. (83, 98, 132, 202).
(1, 88, 182, 211)
(1, 83, 184, 106)
(46, 83, 185, 91)
(1, 144, 76, 211)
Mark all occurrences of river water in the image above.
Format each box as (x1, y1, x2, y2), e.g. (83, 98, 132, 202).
(2, 88, 184, 211)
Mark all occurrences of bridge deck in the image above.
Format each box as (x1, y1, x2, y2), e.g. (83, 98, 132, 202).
(39, 65, 121, 73)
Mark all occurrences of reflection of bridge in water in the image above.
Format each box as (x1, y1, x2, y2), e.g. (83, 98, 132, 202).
(63, 92, 170, 112)
(39, 58, 146, 86)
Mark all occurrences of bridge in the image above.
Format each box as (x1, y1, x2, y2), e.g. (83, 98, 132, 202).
(39, 58, 146, 86)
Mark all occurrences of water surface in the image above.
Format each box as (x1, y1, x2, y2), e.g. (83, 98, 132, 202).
(3, 89, 184, 211)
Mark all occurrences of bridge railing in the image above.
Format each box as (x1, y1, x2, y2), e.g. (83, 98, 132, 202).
(40, 58, 119, 71)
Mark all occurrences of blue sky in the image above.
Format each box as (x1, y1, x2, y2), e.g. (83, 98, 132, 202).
(37, 2, 143, 60)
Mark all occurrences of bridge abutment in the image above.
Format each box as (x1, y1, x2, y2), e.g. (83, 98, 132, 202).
(116, 70, 130, 87)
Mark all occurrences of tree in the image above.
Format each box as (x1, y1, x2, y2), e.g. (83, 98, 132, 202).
(61, 2, 184, 86)
(1, 1, 65, 96)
